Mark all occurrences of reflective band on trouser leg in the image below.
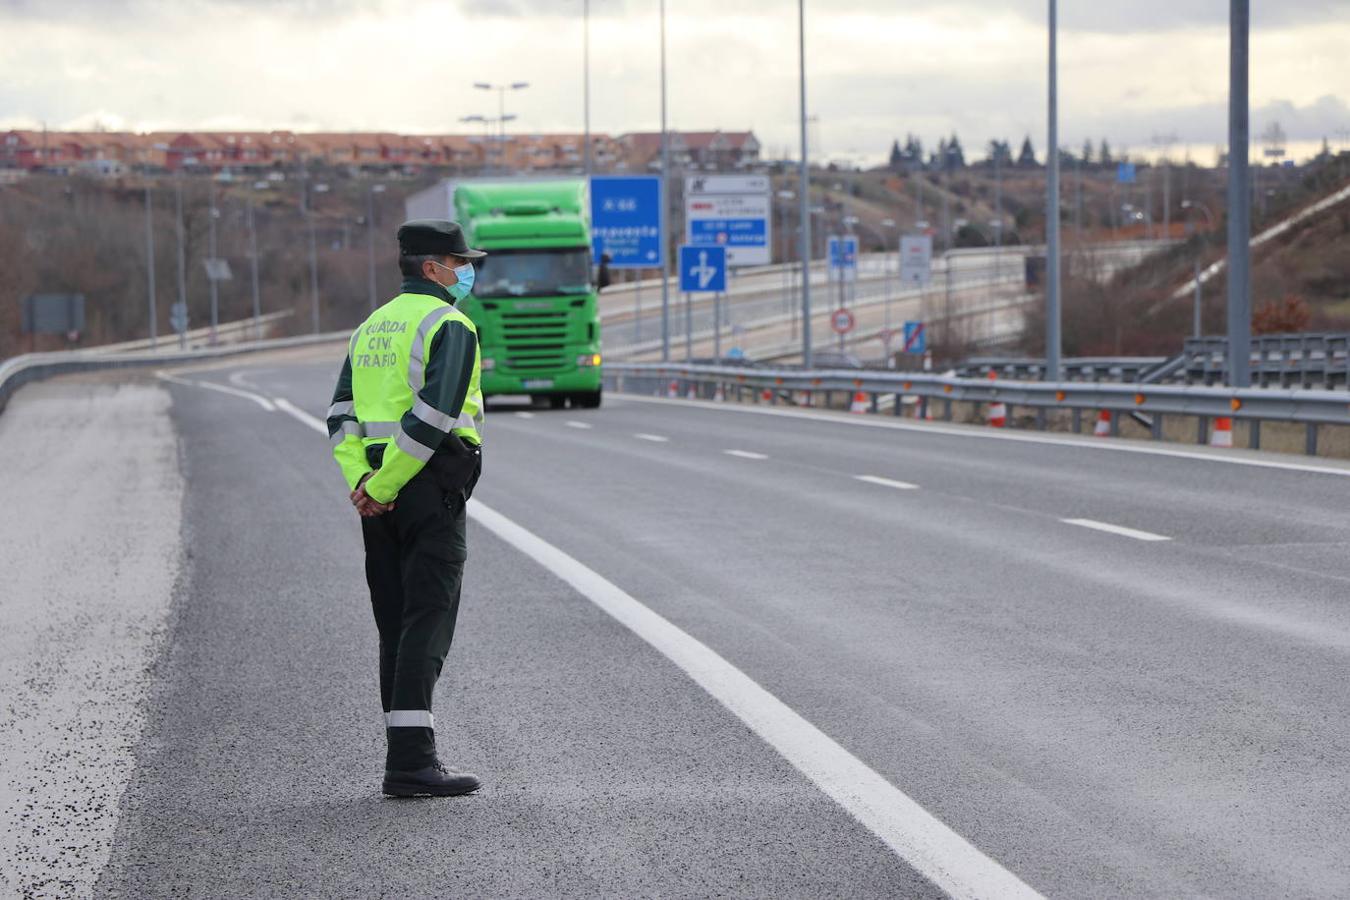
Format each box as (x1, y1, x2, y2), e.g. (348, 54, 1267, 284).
(385, 710, 435, 728)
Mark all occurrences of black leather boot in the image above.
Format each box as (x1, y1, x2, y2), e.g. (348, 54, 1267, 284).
(382, 761, 481, 797)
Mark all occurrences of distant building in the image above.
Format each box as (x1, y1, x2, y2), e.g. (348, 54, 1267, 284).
(0, 127, 761, 176)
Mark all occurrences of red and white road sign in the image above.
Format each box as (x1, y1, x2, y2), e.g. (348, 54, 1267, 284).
(831, 308, 855, 335)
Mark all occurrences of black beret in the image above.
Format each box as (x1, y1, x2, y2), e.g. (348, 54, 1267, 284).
(396, 219, 486, 258)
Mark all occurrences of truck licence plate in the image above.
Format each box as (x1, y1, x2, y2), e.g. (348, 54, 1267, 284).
(522, 379, 554, 389)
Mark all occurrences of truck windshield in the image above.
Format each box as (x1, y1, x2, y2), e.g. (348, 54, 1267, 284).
(473, 249, 592, 299)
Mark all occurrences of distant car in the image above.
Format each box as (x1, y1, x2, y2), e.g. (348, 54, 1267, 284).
(809, 351, 864, 369)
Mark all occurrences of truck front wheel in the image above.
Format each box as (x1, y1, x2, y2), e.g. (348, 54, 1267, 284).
(575, 390, 602, 409)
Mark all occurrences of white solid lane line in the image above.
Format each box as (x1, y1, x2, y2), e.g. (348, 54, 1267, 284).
(468, 501, 1043, 900)
(273, 397, 326, 433)
(724, 449, 768, 460)
(856, 475, 919, 491)
(615, 394, 1350, 479)
(566, 420, 593, 430)
(1061, 518, 1172, 542)
(269, 391, 1043, 899)
(634, 433, 670, 443)
(155, 371, 276, 412)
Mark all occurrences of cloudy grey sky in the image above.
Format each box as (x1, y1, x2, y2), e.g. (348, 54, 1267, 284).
(1, 0, 1347, 164)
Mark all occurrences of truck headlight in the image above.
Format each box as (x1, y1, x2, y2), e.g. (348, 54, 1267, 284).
(576, 354, 602, 367)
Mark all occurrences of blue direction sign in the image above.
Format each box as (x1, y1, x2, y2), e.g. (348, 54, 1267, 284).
(827, 235, 859, 272)
(590, 175, 663, 269)
(902, 320, 927, 354)
(1116, 162, 1137, 184)
(679, 244, 727, 293)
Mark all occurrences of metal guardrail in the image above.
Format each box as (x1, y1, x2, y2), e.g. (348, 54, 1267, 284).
(603, 361, 1350, 456)
(0, 331, 348, 416)
(957, 356, 1168, 383)
(1179, 335, 1349, 388)
(957, 334, 1350, 390)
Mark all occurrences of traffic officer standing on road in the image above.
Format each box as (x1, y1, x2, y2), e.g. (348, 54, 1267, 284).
(326, 219, 486, 797)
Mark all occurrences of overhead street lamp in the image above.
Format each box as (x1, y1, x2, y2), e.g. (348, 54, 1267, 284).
(776, 189, 796, 321)
(880, 218, 897, 334)
(246, 182, 263, 339)
(366, 183, 386, 312)
(461, 114, 517, 174)
(473, 81, 529, 173)
(659, 0, 670, 362)
(1227, 0, 1252, 386)
(1045, 0, 1062, 382)
(797, 0, 813, 368)
(1181, 199, 1215, 339)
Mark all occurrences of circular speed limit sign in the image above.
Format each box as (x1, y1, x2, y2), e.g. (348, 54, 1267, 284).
(831, 308, 855, 335)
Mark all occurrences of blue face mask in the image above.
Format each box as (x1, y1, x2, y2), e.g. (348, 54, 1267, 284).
(433, 260, 475, 301)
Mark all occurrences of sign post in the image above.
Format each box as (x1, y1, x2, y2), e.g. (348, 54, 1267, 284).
(900, 236, 933, 287)
(830, 306, 854, 353)
(679, 244, 728, 361)
(684, 174, 771, 268)
(592, 175, 664, 350)
(590, 175, 664, 269)
(902, 320, 927, 354)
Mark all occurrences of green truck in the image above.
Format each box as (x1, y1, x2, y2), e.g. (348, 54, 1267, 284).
(407, 178, 603, 408)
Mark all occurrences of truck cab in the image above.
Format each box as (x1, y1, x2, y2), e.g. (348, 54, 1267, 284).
(450, 180, 603, 409)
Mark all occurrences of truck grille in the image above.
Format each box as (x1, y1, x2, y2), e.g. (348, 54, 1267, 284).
(500, 310, 568, 371)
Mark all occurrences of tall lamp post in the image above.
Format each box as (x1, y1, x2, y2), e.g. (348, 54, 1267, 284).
(143, 184, 157, 348)
(247, 182, 263, 339)
(583, 0, 591, 178)
(308, 181, 329, 334)
(1227, 0, 1252, 386)
(207, 177, 220, 344)
(366, 183, 386, 312)
(474, 81, 529, 175)
(880, 217, 897, 333)
(1181, 199, 1215, 339)
(1045, 0, 1062, 382)
(659, 0, 671, 362)
(797, 0, 812, 368)
(777, 189, 796, 320)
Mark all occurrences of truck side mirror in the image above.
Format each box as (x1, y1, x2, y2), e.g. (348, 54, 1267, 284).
(596, 253, 612, 292)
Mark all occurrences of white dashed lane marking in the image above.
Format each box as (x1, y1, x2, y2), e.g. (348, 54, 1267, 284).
(724, 450, 768, 460)
(855, 475, 919, 491)
(1061, 518, 1171, 542)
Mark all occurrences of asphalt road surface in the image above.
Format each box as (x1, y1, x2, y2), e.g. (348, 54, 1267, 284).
(5, 343, 1350, 898)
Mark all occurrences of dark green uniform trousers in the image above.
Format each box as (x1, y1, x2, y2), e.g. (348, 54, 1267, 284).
(361, 470, 467, 771)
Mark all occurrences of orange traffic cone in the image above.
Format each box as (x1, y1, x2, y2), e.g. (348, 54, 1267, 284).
(849, 391, 869, 414)
(667, 379, 679, 399)
(1093, 410, 1112, 437)
(1210, 417, 1234, 448)
(987, 401, 1007, 428)
(713, 383, 726, 403)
